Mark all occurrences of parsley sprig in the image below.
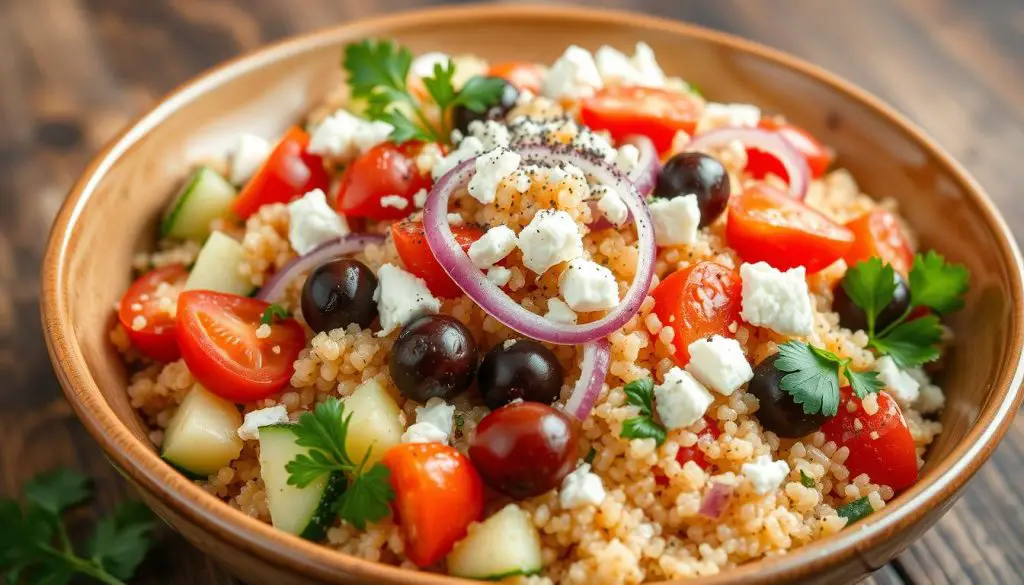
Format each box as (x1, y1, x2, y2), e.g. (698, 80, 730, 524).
(619, 378, 667, 446)
(1, 468, 157, 584)
(842, 252, 969, 368)
(343, 39, 507, 144)
(837, 496, 873, 524)
(260, 304, 289, 325)
(775, 341, 883, 417)
(285, 398, 395, 530)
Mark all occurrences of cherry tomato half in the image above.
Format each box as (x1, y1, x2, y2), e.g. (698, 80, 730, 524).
(580, 86, 700, 153)
(821, 388, 919, 493)
(726, 184, 855, 272)
(334, 143, 433, 221)
(655, 417, 722, 485)
(117, 264, 189, 362)
(232, 127, 331, 219)
(746, 118, 834, 181)
(487, 61, 545, 95)
(651, 261, 742, 366)
(392, 220, 484, 298)
(843, 209, 915, 275)
(176, 291, 306, 402)
(381, 443, 484, 568)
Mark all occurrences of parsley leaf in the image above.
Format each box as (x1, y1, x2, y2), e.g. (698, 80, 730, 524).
(841, 257, 895, 337)
(421, 61, 458, 110)
(799, 470, 816, 488)
(452, 75, 510, 112)
(871, 315, 943, 368)
(837, 496, 874, 524)
(909, 251, 970, 314)
(776, 341, 881, 416)
(845, 367, 885, 400)
(260, 304, 289, 326)
(24, 468, 91, 515)
(623, 378, 656, 416)
(343, 39, 413, 98)
(620, 377, 667, 446)
(88, 501, 158, 580)
(584, 447, 597, 464)
(334, 460, 395, 530)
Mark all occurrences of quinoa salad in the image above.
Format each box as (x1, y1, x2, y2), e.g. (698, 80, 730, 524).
(112, 40, 970, 583)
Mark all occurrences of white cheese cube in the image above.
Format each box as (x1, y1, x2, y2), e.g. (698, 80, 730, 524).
(907, 367, 945, 414)
(559, 463, 606, 509)
(654, 367, 714, 430)
(379, 195, 409, 210)
(630, 42, 666, 87)
(373, 264, 441, 337)
(307, 110, 393, 161)
(400, 422, 449, 444)
(412, 188, 429, 209)
(595, 45, 635, 84)
(559, 259, 620, 312)
(229, 133, 271, 185)
(542, 45, 603, 100)
(685, 335, 753, 396)
(696, 102, 762, 135)
(467, 147, 521, 205)
(468, 226, 518, 269)
(486, 266, 512, 287)
(287, 189, 350, 255)
(874, 356, 920, 408)
(614, 144, 641, 175)
(649, 195, 700, 247)
(237, 405, 289, 441)
(518, 210, 584, 274)
(594, 185, 629, 227)
(416, 398, 455, 435)
(545, 298, 578, 325)
(467, 119, 511, 150)
(739, 262, 814, 336)
(411, 51, 450, 79)
(742, 454, 790, 495)
(432, 136, 485, 180)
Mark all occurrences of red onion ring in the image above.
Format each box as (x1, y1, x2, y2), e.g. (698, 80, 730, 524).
(688, 127, 810, 200)
(624, 135, 659, 197)
(255, 233, 385, 304)
(423, 144, 656, 345)
(564, 339, 611, 420)
(699, 482, 735, 519)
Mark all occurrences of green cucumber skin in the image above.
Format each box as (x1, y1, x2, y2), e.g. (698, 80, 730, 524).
(160, 167, 207, 238)
(161, 457, 209, 481)
(298, 472, 347, 542)
(477, 569, 543, 581)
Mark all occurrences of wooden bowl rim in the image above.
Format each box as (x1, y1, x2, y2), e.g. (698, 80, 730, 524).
(40, 4, 1024, 584)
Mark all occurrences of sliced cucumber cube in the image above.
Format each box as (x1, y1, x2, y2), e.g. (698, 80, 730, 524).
(184, 231, 253, 295)
(447, 504, 543, 580)
(161, 386, 243, 477)
(343, 379, 403, 467)
(162, 167, 237, 242)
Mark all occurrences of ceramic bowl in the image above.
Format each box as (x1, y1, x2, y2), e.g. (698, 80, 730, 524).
(41, 5, 1024, 584)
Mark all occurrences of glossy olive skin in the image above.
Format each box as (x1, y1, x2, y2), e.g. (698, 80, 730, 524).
(301, 259, 379, 334)
(749, 353, 829, 438)
(468, 402, 579, 499)
(477, 340, 565, 410)
(652, 152, 731, 227)
(834, 270, 911, 333)
(389, 315, 479, 402)
(451, 77, 519, 136)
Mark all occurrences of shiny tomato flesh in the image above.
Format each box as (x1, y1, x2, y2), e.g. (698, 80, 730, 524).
(580, 86, 700, 153)
(392, 220, 484, 298)
(232, 126, 331, 219)
(117, 264, 189, 362)
(651, 261, 742, 366)
(656, 418, 721, 485)
(381, 443, 484, 567)
(334, 142, 432, 220)
(176, 291, 306, 402)
(821, 388, 919, 493)
(487, 61, 545, 94)
(843, 209, 915, 275)
(746, 118, 834, 181)
(726, 184, 855, 272)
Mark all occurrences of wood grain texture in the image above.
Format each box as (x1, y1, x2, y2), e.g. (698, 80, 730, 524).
(2, 0, 1021, 583)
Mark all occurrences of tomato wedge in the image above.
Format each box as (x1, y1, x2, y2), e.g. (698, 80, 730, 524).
(381, 443, 484, 567)
(487, 61, 545, 94)
(652, 261, 742, 366)
(117, 264, 189, 362)
(843, 209, 915, 275)
(334, 143, 432, 220)
(392, 220, 484, 298)
(232, 126, 331, 219)
(746, 118, 834, 181)
(821, 388, 919, 493)
(176, 291, 306, 402)
(580, 86, 700, 153)
(726, 184, 855, 272)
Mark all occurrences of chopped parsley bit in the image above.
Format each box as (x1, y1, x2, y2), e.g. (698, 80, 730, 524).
(619, 377, 667, 446)
(799, 470, 816, 488)
(775, 341, 883, 417)
(260, 303, 289, 325)
(837, 496, 874, 524)
(843, 252, 969, 368)
(285, 398, 395, 530)
(584, 447, 597, 464)
(454, 413, 466, 436)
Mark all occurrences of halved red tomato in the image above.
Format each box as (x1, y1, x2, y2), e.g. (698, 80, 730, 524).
(726, 184, 855, 272)
(334, 143, 433, 220)
(843, 209, 915, 275)
(392, 220, 484, 298)
(651, 262, 742, 366)
(487, 61, 545, 94)
(580, 86, 700, 153)
(746, 118, 834, 181)
(821, 388, 919, 493)
(117, 264, 189, 362)
(232, 127, 331, 219)
(176, 291, 306, 402)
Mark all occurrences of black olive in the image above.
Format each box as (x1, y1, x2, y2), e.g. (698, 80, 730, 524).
(301, 259, 378, 334)
(451, 77, 519, 136)
(651, 152, 730, 226)
(477, 340, 565, 410)
(749, 353, 828, 438)
(834, 270, 910, 333)
(389, 315, 479, 402)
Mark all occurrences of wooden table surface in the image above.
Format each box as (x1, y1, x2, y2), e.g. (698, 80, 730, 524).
(2, 0, 1022, 583)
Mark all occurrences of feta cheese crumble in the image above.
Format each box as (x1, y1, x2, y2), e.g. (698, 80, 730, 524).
(468, 226, 519, 269)
(874, 355, 920, 408)
(373, 264, 441, 337)
(467, 147, 521, 204)
(237, 406, 289, 441)
(559, 463, 607, 509)
(467, 119, 511, 150)
(649, 195, 701, 247)
(542, 45, 603, 100)
(229, 133, 271, 185)
(401, 422, 449, 444)
(594, 185, 629, 227)
(545, 298, 579, 325)
(518, 210, 584, 274)
(287, 189, 350, 255)
(685, 335, 753, 396)
(486, 266, 512, 287)
(559, 258, 620, 312)
(432, 136, 485, 180)
(400, 396, 455, 445)
(410, 51, 450, 79)
(594, 42, 666, 87)
(742, 454, 790, 495)
(614, 143, 641, 175)
(379, 194, 409, 210)
(907, 367, 945, 414)
(695, 102, 762, 135)
(739, 262, 814, 336)
(654, 367, 714, 430)
(307, 109, 393, 161)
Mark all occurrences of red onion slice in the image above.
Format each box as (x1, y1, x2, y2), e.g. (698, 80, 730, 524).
(688, 127, 810, 200)
(564, 339, 611, 420)
(255, 233, 385, 304)
(624, 135, 660, 197)
(699, 482, 735, 519)
(423, 144, 656, 345)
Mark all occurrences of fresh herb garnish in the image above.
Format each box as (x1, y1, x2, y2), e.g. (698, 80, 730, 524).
(842, 253, 968, 368)
(260, 304, 289, 325)
(584, 447, 597, 464)
(619, 377, 667, 446)
(837, 496, 874, 524)
(799, 470, 816, 488)
(775, 341, 884, 417)
(285, 398, 395, 530)
(343, 39, 506, 144)
(1, 468, 158, 584)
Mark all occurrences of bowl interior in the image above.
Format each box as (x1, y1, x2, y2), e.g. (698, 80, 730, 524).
(46, 6, 1022, 584)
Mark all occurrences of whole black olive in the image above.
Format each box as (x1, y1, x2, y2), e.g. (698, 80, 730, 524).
(389, 314, 479, 402)
(652, 152, 731, 226)
(749, 353, 829, 438)
(834, 270, 910, 333)
(451, 77, 519, 136)
(301, 259, 378, 334)
(477, 340, 565, 410)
